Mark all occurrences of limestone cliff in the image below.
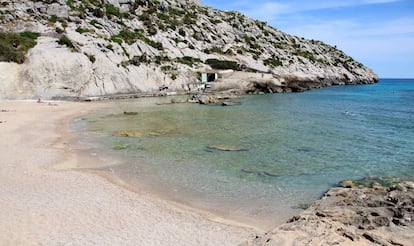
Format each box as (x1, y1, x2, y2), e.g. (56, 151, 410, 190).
(0, 0, 378, 99)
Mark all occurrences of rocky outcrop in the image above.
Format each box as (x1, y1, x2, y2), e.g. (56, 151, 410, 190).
(0, 0, 378, 99)
(188, 91, 239, 105)
(247, 180, 414, 246)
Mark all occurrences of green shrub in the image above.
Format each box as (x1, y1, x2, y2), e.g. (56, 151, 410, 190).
(117, 29, 138, 45)
(138, 13, 150, 22)
(203, 46, 224, 54)
(75, 27, 92, 34)
(66, 0, 75, 9)
(158, 22, 167, 31)
(294, 50, 317, 63)
(175, 56, 200, 67)
(192, 33, 202, 41)
(264, 57, 283, 67)
(55, 27, 64, 34)
(154, 55, 170, 64)
(90, 19, 102, 29)
(273, 42, 286, 49)
(49, 15, 59, 23)
(105, 4, 121, 18)
(111, 29, 163, 50)
(146, 23, 158, 36)
(161, 65, 173, 71)
(85, 53, 96, 63)
(205, 59, 240, 70)
(178, 28, 186, 37)
(183, 14, 196, 25)
(169, 7, 185, 16)
(0, 31, 40, 64)
(106, 44, 113, 51)
(110, 36, 123, 45)
(48, 14, 67, 25)
(19, 32, 40, 40)
(129, 55, 142, 66)
(210, 19, 222, 24)
(58, 35, 74, 49)
(157, 12, 170, 21)
(149, 41, 163, 50)
(92, 8, 105, 18)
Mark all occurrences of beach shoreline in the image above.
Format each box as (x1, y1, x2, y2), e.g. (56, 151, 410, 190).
(1, 99, 413, 245)
(0, 100, 257, 245)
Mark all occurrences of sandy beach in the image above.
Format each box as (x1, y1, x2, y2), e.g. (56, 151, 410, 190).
(0, 100, 256, 245)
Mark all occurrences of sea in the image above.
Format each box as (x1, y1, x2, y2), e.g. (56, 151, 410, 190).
(70, 79, 414, 229)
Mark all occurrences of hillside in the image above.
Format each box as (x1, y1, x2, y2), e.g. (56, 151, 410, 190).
(0, 0, 378, 99)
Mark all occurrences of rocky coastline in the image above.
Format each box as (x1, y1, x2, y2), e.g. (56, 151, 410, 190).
(247, 179, 414, 245)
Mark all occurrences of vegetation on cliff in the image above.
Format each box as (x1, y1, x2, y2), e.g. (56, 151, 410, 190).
(0, 32, 39, 64)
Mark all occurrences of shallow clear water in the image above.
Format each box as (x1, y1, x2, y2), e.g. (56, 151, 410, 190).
(72, 79, 414, 229)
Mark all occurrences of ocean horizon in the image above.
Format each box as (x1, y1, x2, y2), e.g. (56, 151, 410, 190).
(71, 78, 414, 229)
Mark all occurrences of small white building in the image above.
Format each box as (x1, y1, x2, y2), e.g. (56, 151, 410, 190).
(200, 72, 219, 83)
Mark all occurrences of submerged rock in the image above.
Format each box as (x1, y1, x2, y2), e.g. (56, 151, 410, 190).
(207, 144, 249, 152)
(241, 168, 279, 177)
(113, 131, 142, 137)
(113, 143, 128, 150)
(113, 130, 169, 138)
(220, 101, 241, 106)
(123, 111, 138, 115)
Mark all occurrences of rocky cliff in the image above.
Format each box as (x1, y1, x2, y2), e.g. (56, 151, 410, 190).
(0, 0, 378, 99)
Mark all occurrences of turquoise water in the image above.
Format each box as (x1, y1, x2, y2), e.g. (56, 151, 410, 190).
(72, 79, 414, 228)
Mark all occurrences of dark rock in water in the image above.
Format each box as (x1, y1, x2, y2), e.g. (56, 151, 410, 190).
(263, 171, 279, 177)
(113, 131, 142, 137)
(123, 111, 138, 115)
(241, 168, 279, 177)
(221, 101, 241, 106)
(297, 147, 313, 152)
(113, 143, 128, 150)
(207, 144, 248, 152)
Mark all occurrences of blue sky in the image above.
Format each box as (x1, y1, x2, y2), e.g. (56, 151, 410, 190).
(202, 0, 414, 78)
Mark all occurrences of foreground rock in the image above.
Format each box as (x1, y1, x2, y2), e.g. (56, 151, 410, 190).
(247, 181, 414, 246)
(0, 0, 377, 99)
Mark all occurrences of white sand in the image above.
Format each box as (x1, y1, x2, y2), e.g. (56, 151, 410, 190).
(0, 100, 256, 245)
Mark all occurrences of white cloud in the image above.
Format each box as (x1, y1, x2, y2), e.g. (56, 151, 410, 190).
(243, 2, 289, 21)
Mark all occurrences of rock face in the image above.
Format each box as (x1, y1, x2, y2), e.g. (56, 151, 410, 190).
(0, 0, 378, 99)
(247, 181, 414, 246)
